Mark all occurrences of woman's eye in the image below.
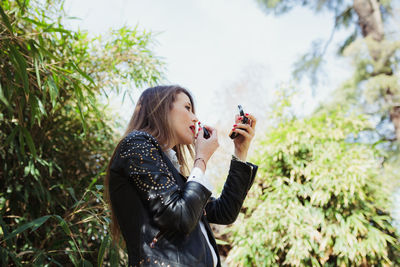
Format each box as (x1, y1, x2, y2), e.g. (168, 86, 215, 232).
(185, 106, 191, 111)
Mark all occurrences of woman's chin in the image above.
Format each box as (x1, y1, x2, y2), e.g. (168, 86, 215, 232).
(186, 135, 196, 145)
(177, 136, 194, 145)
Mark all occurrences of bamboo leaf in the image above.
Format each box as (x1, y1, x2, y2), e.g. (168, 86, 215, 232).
(9, 45, 29, 93)
(29, 93, 38, 126)
(35, 42, 58, 61)
(2, 215, 51, 242)
(95, 184, 103, 190)
(66, 187, 78, 202)
(97, 235, 109, 267)
(53, 215, 71, 235)
(215, 238, 229, 245)
(21, 126, 37, 158)
(18, 128, 25, 155)
(0, 83, 12, 112)
(3, 250, 22, 267)
(44, 27, 72, 36)
(5, 126, 19, 147)
(34, 57, 42, 89)
(47, 257, 64, 267)
(36, 95, 46, 116)
(74, 86, 87, 133)
(0, 4, 13, 33)
(0, 215, 13, 248)
(71, 63, 94, 84)
(47, 76, 59, 108)
(109, 244, 120, 267)
(79, 259, 93, 267)
(67, 253, 78, 266)
(21, 16, 48, 28)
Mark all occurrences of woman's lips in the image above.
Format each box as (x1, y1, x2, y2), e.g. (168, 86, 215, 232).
(189, 125, 195, 134)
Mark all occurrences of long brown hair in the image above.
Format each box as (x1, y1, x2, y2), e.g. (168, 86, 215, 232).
(104, 85, 196, 245)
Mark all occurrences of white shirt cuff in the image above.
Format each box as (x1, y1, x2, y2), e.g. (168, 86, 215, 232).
(187, 167, 213, 192)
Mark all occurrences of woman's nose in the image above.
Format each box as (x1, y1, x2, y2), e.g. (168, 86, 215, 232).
(192, 114, 198, 123)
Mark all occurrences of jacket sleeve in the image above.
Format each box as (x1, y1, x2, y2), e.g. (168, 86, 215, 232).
(111, 132, 211, 235)
(205, 159, 258, 225)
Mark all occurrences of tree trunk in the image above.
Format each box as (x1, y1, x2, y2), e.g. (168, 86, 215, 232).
(353, 0, 400, 141)
(353, 0, 384, 43)
(390, 106, 400, 141)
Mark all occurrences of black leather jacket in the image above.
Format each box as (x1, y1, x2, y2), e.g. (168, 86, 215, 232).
(109, 131, 258, 267)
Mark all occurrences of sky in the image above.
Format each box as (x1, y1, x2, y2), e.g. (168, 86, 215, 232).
(64, 0, 352, 125)
(63, 0, 400, 225)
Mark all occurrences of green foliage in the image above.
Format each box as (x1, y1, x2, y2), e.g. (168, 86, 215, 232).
(0, 0, 163, 265)
(255, 0, 400, 144)
(292, 40, 325, 87)
(342, 38, 400, 105)
(226, 91, 400, 266)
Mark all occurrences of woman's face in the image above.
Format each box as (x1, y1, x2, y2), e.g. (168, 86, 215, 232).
(169, 92, 198, 146)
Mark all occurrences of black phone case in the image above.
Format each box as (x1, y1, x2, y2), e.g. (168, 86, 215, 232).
(230, 105, 248, 139)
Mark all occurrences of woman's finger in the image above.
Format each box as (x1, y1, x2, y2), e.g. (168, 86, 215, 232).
(232, 127, 251, 139)
(235, 114, 250, 124)
(233, 122, 254, 136)
(245, 113, 257, 128)
(203, 124, 216, 132)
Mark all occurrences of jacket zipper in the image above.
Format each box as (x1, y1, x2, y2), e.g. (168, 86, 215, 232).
(149, 231, 164, 248)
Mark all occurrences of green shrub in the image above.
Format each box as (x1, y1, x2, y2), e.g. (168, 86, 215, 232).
(226, 92, 400, 266)
(0, 0, 163, 265)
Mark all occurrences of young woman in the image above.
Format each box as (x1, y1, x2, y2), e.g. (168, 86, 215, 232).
(105, 85, 258, 267)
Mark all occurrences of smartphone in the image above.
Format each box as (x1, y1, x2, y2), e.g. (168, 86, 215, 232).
(229, 105, 248, 139)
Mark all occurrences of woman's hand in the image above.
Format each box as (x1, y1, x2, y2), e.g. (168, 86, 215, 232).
(194, 125, 219, 171)
(231, 113, 256, 162)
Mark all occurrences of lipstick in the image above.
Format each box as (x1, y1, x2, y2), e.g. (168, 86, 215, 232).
(198, 122, 210, 139)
